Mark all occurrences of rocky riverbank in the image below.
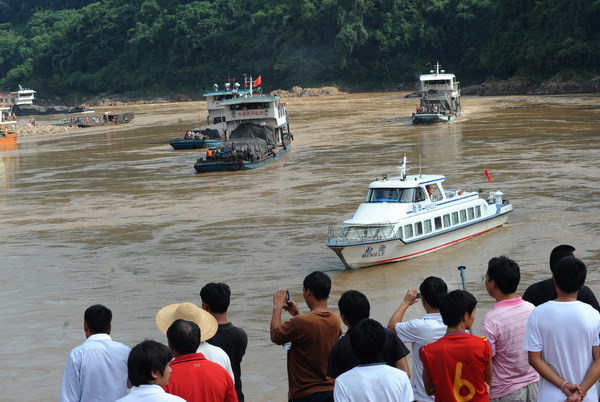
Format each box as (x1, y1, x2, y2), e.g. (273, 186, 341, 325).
(16, 123, 78, 137)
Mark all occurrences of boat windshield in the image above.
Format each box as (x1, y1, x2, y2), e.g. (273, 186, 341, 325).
(368, 187, 425, 203)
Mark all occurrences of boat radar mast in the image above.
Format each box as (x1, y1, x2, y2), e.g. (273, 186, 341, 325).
(397, 154, 409, 181)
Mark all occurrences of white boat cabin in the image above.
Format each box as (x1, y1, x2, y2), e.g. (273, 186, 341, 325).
(419, 62, 460, 97)
(202, 82, 250, 125)
(221, 96, 288, 131)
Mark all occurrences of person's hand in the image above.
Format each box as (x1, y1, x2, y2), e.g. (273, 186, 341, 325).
(285, 300, 301, 317)
(403, 289, 420, 306)
(565, 389, 583, 402)
(563, 382, 583, 401)
(273, 289, 288, 311)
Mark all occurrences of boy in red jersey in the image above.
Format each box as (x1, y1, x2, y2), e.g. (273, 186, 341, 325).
(420, 290, 492, 401)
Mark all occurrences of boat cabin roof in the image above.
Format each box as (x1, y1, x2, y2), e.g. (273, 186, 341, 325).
(369, 174, 445, 189)
(221, 96, 279, 106)
(420, 73, 456, 82)
(203, 89, 251, 97)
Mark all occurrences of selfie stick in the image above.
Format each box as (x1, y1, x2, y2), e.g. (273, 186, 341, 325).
(458, 266, 467, 291)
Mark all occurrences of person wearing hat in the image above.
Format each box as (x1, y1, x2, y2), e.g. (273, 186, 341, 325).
(156, 302, 234, 380)
(156, 307, 237, 401)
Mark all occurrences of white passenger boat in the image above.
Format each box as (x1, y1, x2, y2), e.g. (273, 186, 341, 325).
(326, 155, 513, 268)
(412, 62, 461, 124)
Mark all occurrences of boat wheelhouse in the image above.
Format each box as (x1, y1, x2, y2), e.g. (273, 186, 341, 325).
(412, 62, 461, 124)
(326, 155, 512, 268)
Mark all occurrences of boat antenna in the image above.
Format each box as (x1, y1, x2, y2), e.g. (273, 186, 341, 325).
(398, 153, 408, 180)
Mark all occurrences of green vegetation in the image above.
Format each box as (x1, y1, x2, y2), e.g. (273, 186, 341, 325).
(1, 0, 599, 97)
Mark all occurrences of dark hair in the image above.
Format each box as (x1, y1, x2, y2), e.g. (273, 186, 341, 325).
(553, 256, 586, 293)
(349, 318, 386, 364)
(166, 319, 200, 355)
(419, 276, 448, 309)
(487, 256, 520, 294)
(303, 271, 332, 300)
(84, 304, 112, 334)
(440, 290, 477, 327)
(550, 245, 576, 272)
(127, 340, 173, 387)
(200, 282, 231, 314)
(338, 290, 370, 326)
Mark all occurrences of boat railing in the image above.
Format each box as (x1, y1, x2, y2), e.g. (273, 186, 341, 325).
(328, 222, 396, 245)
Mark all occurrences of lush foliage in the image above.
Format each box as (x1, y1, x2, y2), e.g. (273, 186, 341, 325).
(1, 0, 599, 96)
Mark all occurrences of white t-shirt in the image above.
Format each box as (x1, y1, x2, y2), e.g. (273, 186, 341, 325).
(116, 384, 185, 402)
(524, 300, 600, 401)
(334, 363, 414, 401)
(395, 313, 446, 402)
(196, 341, 235, 381)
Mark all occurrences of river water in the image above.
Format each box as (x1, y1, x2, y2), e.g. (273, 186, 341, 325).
(1, 93, 599, 401)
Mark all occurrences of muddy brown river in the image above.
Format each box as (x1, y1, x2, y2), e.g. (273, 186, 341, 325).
(1, 92, 599, 401)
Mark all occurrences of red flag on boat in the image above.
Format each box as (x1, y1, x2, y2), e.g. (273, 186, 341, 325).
(484, 166, 493, 182)
(253, 75, 262, 87)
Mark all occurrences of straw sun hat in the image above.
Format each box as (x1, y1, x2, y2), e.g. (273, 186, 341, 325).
(156, 302, 218, 342)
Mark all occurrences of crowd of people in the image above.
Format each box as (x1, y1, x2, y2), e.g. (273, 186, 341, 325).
(59, 244, 600, 402)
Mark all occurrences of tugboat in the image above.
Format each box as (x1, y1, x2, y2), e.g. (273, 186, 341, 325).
(326, 155, 512, 269)
(194, 76, 292, 172)
(412, 62, 461, 124)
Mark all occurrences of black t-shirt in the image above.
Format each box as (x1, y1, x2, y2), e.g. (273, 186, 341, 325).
(327, 327, 410, 378)
(522, 278, 600, 311)
(207, 322, 248, 401)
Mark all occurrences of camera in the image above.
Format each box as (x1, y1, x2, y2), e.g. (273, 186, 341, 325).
(285, 290, 290, 302)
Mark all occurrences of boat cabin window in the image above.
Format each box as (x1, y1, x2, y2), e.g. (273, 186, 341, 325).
(426, 184, 442, 201)
(425, 79, 451, 86)
(475, 206, 482, 218)
(368, 187, 425, 203)
(404, 224, 414, 239)
(229, 102, 267, 111)
(434, 217, 443, 230)
(443, 214, 451, 228)
(452, 212, 459, 225)
(467, 208, 475, 220)
(460, 210, 467, 223)
(415, 222, 424, 236)
(213, 117, 225, 124)
(424, 220, 433, 234)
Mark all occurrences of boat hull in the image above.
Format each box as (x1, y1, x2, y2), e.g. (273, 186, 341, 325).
(193, 144, 291, 173)
(0, 132, 17, 148)
(170, 139, 224, 150)
(327, 211, 510, 269)
(412, 112, 460, 124)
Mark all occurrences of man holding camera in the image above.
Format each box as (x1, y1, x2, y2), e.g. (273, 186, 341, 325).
(270, 271, 342, 402)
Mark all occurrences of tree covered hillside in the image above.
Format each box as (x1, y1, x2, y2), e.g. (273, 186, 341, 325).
(1, 0, 599, 97)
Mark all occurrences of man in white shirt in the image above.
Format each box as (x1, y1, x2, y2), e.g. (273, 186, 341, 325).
(116, 339, 184, 402)
(60, 304, 131, 402)
(387, 276, 447, 402)
(334, 318, 413, 401)
(524, 256, 600, 401)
